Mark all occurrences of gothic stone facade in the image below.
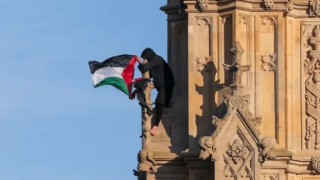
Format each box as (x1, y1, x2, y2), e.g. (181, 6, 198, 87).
(136, 0, 320, 179)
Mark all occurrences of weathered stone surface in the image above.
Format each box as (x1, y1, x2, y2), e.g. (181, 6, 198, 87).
(136, 0, 320, 179)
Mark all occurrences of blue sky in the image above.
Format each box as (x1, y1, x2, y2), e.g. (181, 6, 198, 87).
(0, 0, 167, 179)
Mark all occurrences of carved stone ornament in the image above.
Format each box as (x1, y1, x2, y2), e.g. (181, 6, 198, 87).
(239, 14, 250, 25)
(196, 56, 212, 72)
(197, 0, 209, 12)
(258, 137, 277, 163)
(223, 42, 261, 135)
(262, 174, 279, 180)
(285, 0, 294, 14)
(199, 42, 262, 161)
(261, 53, 277, 71)
(223, 133, 254, 179)
(199, 116, 223, 161)
(137, 149, 157, 173)
(309, 0, 320, 17)
(223, 41, 250, 90)
(263, 0, 274, 10)
(261, 16, 277, 28)
(227, 139, 249, 164)
(311, 156, 320, 173)
(135, 59, 156, 178)
(141, 62, 154, 149)
(222, 15, 232, 24)
(199, 134, 215, 160)
(304, 25, 320, 150)
(224, 94, 262, 135)
(196, 17, 212, 26)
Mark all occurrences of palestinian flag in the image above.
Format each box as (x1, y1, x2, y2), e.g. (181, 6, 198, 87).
(88, 55, 137, 97)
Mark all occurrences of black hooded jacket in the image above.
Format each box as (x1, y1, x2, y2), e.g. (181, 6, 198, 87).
(138, 48, 175, 90)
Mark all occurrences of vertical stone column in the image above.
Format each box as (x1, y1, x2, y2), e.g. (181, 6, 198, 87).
(136, 60, 157, 179)
(141, 59, 153, 150)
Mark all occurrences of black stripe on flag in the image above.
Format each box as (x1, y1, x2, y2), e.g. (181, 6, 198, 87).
(88, 54, 134, 74)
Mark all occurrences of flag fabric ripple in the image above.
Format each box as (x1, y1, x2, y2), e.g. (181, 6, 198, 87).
(88, 55, 137, 97)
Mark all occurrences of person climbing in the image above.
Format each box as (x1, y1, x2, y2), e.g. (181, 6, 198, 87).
(136, 48, 175, 136)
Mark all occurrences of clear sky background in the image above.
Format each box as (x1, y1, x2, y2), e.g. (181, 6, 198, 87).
(0, 0, 167, 179)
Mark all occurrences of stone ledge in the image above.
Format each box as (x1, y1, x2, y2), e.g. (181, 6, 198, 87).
(161, 0, 314, 18)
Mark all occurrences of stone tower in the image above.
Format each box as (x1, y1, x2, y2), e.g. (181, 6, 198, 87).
(136, 0, 320, 179)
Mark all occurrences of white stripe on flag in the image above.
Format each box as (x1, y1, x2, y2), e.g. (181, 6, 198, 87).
(91, 67, 125, 86)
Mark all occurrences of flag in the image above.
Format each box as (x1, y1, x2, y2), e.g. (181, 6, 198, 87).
(88, 55, 137, 96)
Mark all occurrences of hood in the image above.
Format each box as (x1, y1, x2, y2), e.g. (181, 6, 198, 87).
(141, 48, 156, 60)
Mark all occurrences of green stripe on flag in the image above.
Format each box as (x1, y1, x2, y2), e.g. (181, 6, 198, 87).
(95, 77, 129, 95)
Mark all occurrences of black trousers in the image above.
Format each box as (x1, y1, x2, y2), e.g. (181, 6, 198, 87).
(154, 86, 173, 126)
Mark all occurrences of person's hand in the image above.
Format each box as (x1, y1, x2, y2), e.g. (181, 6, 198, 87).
(129, 90, 137, 100)
(135, 56, 142, 64)
(129, 93, 135, 100)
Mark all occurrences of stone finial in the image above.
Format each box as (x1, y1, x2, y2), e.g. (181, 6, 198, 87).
(231, 41, 245, 64)
(199, 42, 262, 164)
(223, 41, 250, 93)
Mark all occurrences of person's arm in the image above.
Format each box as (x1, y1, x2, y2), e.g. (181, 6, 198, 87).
(138, 57, 161, 73)
(135, 56, 142, 64)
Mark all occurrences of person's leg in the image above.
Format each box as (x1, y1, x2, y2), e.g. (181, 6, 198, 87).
(164, 86, 173, 107)
(150, 104, 164, 136)
(154, 104, 164, 126)
(151, 87, 165, 135)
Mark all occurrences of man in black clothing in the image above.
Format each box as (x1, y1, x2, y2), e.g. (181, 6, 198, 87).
(137, 48, 175, 136)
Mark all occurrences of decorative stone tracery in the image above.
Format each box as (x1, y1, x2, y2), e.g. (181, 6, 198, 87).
(195, 16, 212, 74)
(304, 25, 320, 150)
(239, 14, 250, 25)
(223, 134, 254, 179)
(199, 43, 264, 180)
(227, 139, 249, 164)
(154, 0, 320, 179)
(262, 174, 279, 180)
(312, 156, 320, 173)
